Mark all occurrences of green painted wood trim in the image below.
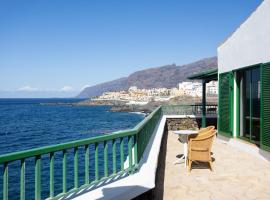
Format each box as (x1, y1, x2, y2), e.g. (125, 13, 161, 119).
(230, 72, 234, 136)
(202, 80, 206, 128)
(20, 159, 25, 200)
(218, 73, 221, 133)
(112, 139, 116, 174)
(235, 73, 240, 137)
(218, 72, 234, 137)
(260, 63, 270, 150)
(104, 141, 108, 178)
(128, 136, 133, 171)
(0, 129, 137, 164)
(62, 150, 67, 193)
(0, 105, 163, 165)
(260, 64, 263, 148)
(134, 106, 161, 132)
(74, 147, 79, 189)
(35, 156, 41, 200)
(3, 162, 8, 200)
(134, 134, 138, 166)
(94, 143, 99, 181)
(50, 153, 54, 198)
(249, 71, 253, 142)
(187, 68, 218, 80)
(232, 63, 263, 72)
(120, 138, 124, 171)
(84, 145, 89, 184)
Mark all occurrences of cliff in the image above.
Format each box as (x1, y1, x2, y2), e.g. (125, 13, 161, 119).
(77, 57, 217, 98)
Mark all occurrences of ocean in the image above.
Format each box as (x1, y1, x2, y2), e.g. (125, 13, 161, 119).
(0, 98, 144, 199)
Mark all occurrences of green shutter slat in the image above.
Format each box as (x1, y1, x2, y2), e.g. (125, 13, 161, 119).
(219, 72, 232, 136)
(261, 63, 270, 150)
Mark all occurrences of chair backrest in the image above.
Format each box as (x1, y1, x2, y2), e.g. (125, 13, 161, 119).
(188, 126, 215, 140)
(198, 126, 215, 134)
(189, 130, 216, 151)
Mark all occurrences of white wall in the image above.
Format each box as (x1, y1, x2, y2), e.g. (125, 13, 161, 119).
(218, 0, 270, 74)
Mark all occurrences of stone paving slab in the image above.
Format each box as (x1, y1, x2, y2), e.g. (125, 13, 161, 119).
(155, 131, 270, 200)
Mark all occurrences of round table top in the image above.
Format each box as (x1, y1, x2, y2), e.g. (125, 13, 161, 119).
(173, 130, 198, 135)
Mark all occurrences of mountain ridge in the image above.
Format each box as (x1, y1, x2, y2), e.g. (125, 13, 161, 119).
(77, 57, 217, 98)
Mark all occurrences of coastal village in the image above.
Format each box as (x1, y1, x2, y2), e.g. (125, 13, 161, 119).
(93, 81, 218, 104)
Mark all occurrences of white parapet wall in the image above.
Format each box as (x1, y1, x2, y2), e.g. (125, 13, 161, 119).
(63, 115, 196, 200)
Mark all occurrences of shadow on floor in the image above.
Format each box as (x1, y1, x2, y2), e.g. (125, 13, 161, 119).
(153, 125, 168, 200)
(133, 127, 169, 200)
(190, 158, 215, 171)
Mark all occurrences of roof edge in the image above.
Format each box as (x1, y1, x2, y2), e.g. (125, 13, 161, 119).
(187, 69, 218, 80)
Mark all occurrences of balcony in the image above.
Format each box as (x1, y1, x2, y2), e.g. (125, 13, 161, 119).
(1, 104, 269, 200)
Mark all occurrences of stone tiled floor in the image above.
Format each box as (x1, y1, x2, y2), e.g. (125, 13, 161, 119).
(154, 131, 270, 200)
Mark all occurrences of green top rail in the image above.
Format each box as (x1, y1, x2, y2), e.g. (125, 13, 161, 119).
(0, 129, 137, 164)
(0, 106, 161, 164)
(0, 104, 217, 164)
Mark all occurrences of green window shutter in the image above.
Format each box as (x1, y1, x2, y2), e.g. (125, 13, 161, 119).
(261, 63, 270, 151)
(218, 72, 233, 136)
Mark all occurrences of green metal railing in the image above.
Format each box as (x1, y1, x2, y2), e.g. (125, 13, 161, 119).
(0, 106, 162, 200)
(0, 104, 216, 200)
(161, 104, 217, 116)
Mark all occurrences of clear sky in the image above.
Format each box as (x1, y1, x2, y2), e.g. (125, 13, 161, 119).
(0, 0, 263, 98)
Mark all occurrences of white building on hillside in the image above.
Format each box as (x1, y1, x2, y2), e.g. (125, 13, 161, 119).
(178, 81, 202, 97)
(206, 81, 218, 95)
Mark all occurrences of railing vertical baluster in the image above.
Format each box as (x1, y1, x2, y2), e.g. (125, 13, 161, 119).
(134, 134, 138, 166)
(35, 155, 41, 200)
(120, 137, 124, 170)
(112, 139, 116, 174)
(50, 152, 54, 198)
(143, 128, 146, 150)
(85, 145, 89, 185)
(20, 159, 25, 200)
(150, 120, 153, 136)
(74, 147, 78, 189)
(3, 162, 8, 200)
(62, 150, 67, 193)
(137, 132, 141, 161)
(104, 141, 108, 177)
(95, 143, 99, 181)
(128, 136, 133, 171)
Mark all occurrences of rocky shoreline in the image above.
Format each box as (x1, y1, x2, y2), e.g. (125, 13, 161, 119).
(75, 99, 160, 114)
(40, 96, 217, 115)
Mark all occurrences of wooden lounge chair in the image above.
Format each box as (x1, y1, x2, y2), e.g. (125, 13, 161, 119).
(187, 129, 216, 172)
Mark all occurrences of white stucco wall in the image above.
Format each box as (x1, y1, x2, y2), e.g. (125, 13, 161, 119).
(218, 0, 270, 74)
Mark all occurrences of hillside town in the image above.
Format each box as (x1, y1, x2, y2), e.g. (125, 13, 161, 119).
(93, 81, 218, 104)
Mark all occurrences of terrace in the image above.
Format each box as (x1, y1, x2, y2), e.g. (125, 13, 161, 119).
(155, 128, 270, 200)
(1, 103, 270, 200)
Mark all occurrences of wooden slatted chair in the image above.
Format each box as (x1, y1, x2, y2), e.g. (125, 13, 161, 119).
(188, 129, 216, 172)
(187, 126, 215, 141)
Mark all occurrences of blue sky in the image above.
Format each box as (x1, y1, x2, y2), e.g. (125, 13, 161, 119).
(0, 0, 262, 98)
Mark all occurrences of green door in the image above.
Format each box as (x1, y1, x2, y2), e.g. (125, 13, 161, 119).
(218, 72, 234, 137)
(261, 63, 270, 151)
(238, 66, 261, 145)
